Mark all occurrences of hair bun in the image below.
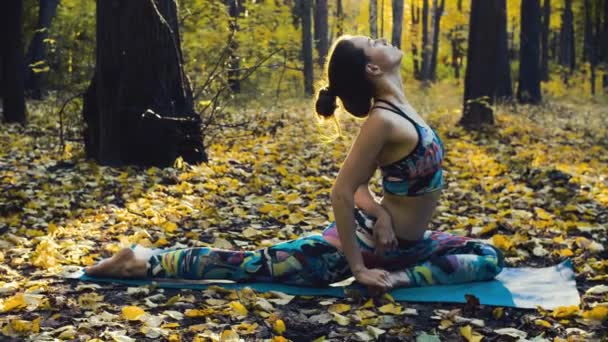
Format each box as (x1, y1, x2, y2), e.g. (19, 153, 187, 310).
(315, 86, 338, 117)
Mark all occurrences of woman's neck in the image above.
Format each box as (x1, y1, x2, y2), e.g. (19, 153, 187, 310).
(373, 71, 408, 106)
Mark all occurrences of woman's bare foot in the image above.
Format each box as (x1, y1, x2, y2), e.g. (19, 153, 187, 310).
(85, 248, 148, 278)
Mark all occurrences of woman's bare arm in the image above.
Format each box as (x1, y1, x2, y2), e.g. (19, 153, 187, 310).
(354, 183, 389, 220)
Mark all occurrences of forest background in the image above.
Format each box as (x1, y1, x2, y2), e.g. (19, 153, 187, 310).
(0, 0, 607, 341)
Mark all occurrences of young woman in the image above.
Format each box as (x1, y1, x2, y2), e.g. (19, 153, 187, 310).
(86, 35, 504, 293)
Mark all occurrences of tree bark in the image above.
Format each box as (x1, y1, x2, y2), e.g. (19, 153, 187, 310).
(0, 0, 26, 124)
(411, 3, 421, 79)
(460, 0, 501, 129)
(391, 0, 404, 49)
(314, 0, 329, 67)
(559, 0, 575, 77)
(427, 0, 445, 82)
(336, 0, 344, 37)
(583, 0, 592, 63)
(226, 0, 243, 93)
(600, 0, 608, 88)
(540, 0, 550, 81)
(370, 0, 378, 38)
(421, 0, 430, 81)
(82, 0, 205, 167)
(495, 0, 513, 101)
(518, 0, 542, 104)
(24, 0, 60, 100)
(301, 0, 314, 95)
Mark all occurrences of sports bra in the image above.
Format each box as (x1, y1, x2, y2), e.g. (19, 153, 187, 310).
(373, 99, 445, 196)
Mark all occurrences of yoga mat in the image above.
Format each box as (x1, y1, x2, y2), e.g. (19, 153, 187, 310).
(72, 260, 579, 309)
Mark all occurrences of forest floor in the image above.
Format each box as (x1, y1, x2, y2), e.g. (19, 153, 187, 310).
(1, 85, 607, 341)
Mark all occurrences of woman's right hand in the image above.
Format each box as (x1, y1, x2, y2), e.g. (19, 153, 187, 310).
(353, 267, 393, 291)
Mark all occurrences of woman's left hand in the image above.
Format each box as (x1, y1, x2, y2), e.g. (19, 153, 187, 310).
(373, 213, 398, 257)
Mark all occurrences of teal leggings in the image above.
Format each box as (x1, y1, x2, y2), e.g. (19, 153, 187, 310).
(147, 211, 504, 287)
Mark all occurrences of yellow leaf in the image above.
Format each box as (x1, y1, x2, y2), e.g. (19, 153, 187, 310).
(162, 221, 178, 233)
(161, 322, 181, 329)
(551, 305, 580, 318)
(492, 307, 504, 319)
(439, 319, 454, 330)
(1, 293, 26, 312)
(459, 325, 483, 342)
(122, 306, 146, 320)
(581, 306, 608, 321)
(378, 303, 402, 315)
(360, 298, 374, 309)
(229, 301, 248, 316)
(328, 303, 351, 314)
(220, 329, 240, 341)
(273, 319, 286, 335)
(271, 336, 288, 342)
(492, 234, 513, 251)
(559, 248, 574, 257)
(534, 319, 552, 328)
(534, 207, 553, 220)
(331, 312, 350, 326)
(185, 308, 215, 317)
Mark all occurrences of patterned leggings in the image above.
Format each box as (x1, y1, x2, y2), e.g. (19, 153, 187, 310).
(147, 209, 504, 287)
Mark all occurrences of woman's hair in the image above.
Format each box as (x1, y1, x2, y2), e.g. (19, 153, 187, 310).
(315, 36, 374, 118)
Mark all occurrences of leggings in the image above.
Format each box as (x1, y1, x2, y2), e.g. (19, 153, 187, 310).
(147, 209, 504, 287)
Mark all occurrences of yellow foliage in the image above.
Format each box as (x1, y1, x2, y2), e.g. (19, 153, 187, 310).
(581, 306, 608, 321)
(492, 234, 513, 251)
(273, 319, 286, 335)
(122, 306, 146, 321)
(459, 325, 483, 342)
(551, 305, 580, 318)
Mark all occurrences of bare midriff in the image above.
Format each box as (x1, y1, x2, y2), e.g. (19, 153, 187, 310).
(379, 189, 441, 241)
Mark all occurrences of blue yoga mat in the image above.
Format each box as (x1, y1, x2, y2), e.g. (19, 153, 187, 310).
(75, 260, 579, 309)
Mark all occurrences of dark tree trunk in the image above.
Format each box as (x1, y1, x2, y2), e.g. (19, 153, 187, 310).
(24, 0, 60, 100)
(590, 0, 600, 95)
(583, 0, 592, 63)
(518, 0, 542, 104)
(603, 0, 608, 88)
(336, 0, 344, 37)
(559, 0, 575, 79)
(301, 0, 314, 95)
(380, 0, 385, 38)
(460, 0, 501, 129)
(428, 0, 445, 82)
(0, 0, 26, 124)
(421, 0, 430, 81)
(370, 0, 378, 38)
(495, 0, 513, 101)
(226, 0, 244, 93)
(82, 0, 205, 167)
(391, 0, 404, 49)
(540, 0, 550, 81)
(411, 4, 421, 79)
(314, 0, 329, 67)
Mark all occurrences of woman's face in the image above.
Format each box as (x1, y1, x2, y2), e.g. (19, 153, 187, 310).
(349, 35, 403, 74)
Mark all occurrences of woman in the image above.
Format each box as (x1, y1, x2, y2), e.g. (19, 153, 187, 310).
(86, 35, 503, 293)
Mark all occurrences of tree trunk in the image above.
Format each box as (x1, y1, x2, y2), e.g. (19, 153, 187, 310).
(583, 0, 592, 63)
(411, 3, 421, 79)
(370, 0, 378, 38)
(495, 0, 513, 101)
(460, 0, 501, 129)
(0, 0, 26, 124)
(540, 0, 550, 81)
(518, 0, 542, 104)
(391, 0, 404, 49)
(380, 0, 385, 38)
(599, 0, 608, 89)
(421, 0, 430, 81)
(314, 0, 329, 67)
(301, 0, 314, 95)
(559, 0, 575, 78)
(336, 0, 344, 37)
(24, 0, 60, 100)
(82, 0, 205, 167)
(428, 0, 445, 82)
(226, 0, 243, 93)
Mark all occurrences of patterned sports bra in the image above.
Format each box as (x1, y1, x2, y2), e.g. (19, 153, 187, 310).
(374, 99, 445, 196)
